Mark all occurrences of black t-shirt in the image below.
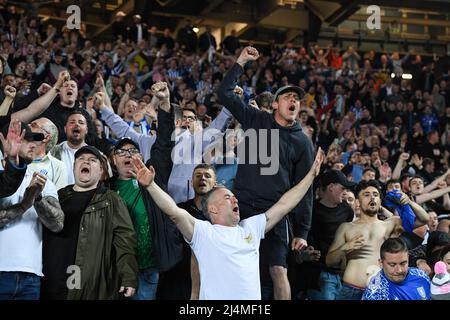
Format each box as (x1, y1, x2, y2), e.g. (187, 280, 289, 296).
(157, 199, 207, 300)
(41, 187, 96, 300)
(310, 200, 354, 265)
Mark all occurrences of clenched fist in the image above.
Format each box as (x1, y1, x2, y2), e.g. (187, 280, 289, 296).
(151, 81, 170, 101)
(55, 70, 70, 90)
(4, 85, 16, 99)
(236, 46, 259, 67)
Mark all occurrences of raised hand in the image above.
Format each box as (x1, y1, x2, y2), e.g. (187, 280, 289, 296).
(0, 119, 25, 164)
(131, 155, 155, 187)
(93, 92, 105, 110)
(55, 70, 70, 90)
(399, 191, 412, 205)
(95, 74, 105, 89)
(399, 152, 410, 162)
(4, 85, 16, 99)
(312, 147, 325, 176)
(22, 172, 47, 209)
(411, 154, 423, 167)
(233, 85, 244, 98)
(236, 46, 260, 67)
(37, 83, 52, 96)
(151, 81, 170, 101)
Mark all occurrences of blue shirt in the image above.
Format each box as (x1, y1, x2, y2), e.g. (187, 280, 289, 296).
(363, 268, 430, 300)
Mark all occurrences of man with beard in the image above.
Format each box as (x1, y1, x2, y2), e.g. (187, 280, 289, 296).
(218, 46, 314, 300)
(0, 123, 64, 300)
(326, 180, 403, 300)
(363, 237, 430, 300)
(11, 71, 111, 154)
(50, 110, 88, 186)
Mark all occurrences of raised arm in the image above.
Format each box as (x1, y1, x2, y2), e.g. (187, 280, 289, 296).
(12, 70, 69, 123)
(415, 184, 450, 206)
(131, 156, 196, 241)
(95, 92, 155, 150)
(398, 191, 429, 228)
(392, 152, 409, 180)
(218, 46, 261, 126)
(423, 169, 450, 193)
(264, 148, 324, 233)
(0, 86, 16, 116)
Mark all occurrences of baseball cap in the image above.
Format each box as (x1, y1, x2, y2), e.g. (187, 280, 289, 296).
(320, 170, 356, 188)
(74, 145, 104, 162)
(114, 137, 140, 152)
(273, 85, 305, 101)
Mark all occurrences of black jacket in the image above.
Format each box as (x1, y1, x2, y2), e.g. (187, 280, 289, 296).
(110, 109, 183, 272)
(218, 63, 314, 239)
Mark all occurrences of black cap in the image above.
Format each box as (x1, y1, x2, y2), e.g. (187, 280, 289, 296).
(22, 123, 44, 142)
(114, 137, 140, 151)
(273, 85, 305, 101)
(320, 170, 356, 188)
(74, 145, 104, 162)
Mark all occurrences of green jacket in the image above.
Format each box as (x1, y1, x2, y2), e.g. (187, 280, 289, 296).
(59, 184, 139, 300)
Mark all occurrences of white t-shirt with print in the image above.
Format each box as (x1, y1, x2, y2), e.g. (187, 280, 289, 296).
(189, 214, 266, 300)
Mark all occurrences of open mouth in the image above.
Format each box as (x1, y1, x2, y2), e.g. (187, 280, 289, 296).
(369, 201, 376, 207)
(123, 160, 132, 166)
(72, 128, 81, 135)
(67, 90, 74, 96)
(233, 206, 239, 213)
(199, 181, 206, 187)
(289, 105, 296, 112)
(81, 167, 90, 174)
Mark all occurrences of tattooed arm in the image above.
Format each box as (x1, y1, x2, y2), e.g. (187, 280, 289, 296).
(0, 203, 28, 228)
(34, 196, 64, 232)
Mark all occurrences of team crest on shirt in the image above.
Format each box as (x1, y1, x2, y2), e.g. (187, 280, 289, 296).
(244, 233, 253, 244)
(417, 286, 426, 299)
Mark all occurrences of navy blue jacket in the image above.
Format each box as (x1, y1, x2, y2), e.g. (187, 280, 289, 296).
(218, 63, 314, 239)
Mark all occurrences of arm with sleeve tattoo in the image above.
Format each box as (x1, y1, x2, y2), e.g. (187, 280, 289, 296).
(34, 196, 64, 232)
(0, 204, 28, 228)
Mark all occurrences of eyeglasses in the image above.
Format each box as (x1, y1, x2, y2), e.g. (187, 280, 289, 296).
(182, 115, 196, 122)
(29, 122, 50, 136)
(114, 148, 140, 157)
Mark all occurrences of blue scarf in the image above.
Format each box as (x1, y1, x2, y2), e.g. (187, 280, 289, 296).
(383, 190, 415, 232)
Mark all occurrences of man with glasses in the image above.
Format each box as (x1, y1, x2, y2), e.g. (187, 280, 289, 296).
(27, 117, 68, 189)
(108, 98, 183, 300)
(95, 81, 233, 204)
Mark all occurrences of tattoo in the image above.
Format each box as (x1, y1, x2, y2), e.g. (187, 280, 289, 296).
(34, 196, 64, 232)
(0, 204, 27, 228)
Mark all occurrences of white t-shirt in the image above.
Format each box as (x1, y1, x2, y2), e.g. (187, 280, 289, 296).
(189, 214, 266, 300)
(61, 141, 79, 185)
(0, 170, 59, 276)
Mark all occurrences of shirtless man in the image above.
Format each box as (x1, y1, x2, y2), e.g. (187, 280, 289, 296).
(326, 180, 403, 300)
